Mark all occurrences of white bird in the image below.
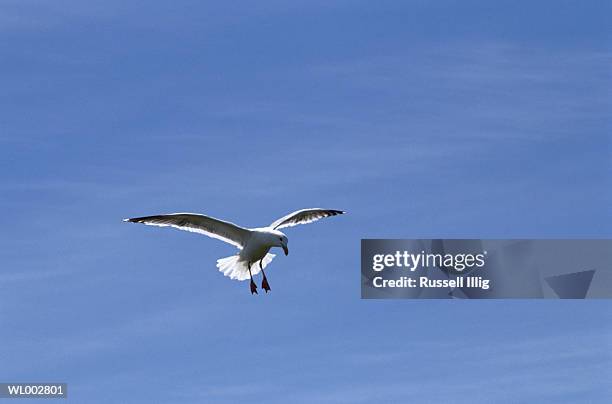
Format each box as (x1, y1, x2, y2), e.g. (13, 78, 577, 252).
(123, 208, 345, 294)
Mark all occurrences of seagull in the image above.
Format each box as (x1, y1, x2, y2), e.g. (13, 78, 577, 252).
(123, 208, 345, 294)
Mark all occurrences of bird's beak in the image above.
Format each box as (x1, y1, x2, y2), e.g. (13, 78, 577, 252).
(282, 244, 289, 256)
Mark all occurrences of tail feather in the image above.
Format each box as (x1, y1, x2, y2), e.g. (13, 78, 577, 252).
(216, 254, 276, 281)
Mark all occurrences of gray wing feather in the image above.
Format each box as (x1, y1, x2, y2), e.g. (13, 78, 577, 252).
(124, 213, 250, 249)
(270, 208, 345, 230)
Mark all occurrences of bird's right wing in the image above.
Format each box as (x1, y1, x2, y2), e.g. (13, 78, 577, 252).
(123, 213, 251, 249)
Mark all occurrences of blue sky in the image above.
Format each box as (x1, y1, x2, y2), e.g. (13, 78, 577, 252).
(1, 1, 611, 402)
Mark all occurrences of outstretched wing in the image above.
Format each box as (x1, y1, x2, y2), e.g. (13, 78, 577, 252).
(123, 213, 251, 249)
(269, 208, 345, 230)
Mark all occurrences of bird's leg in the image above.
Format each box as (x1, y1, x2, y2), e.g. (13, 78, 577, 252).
(260, 259, 271, 293)
(248, 263, 258, 295)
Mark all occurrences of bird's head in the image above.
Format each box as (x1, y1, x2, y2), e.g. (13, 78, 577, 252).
(270, 230, 289, 255)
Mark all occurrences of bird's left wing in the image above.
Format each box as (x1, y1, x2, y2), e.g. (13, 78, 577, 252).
(269, 208, 345, 230)
(124, 213, 250, 249)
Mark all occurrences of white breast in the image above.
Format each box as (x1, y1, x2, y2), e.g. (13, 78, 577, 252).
(239, 231, 274, 263)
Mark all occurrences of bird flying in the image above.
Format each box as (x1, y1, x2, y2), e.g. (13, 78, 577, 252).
(123, 208, 345, 294)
